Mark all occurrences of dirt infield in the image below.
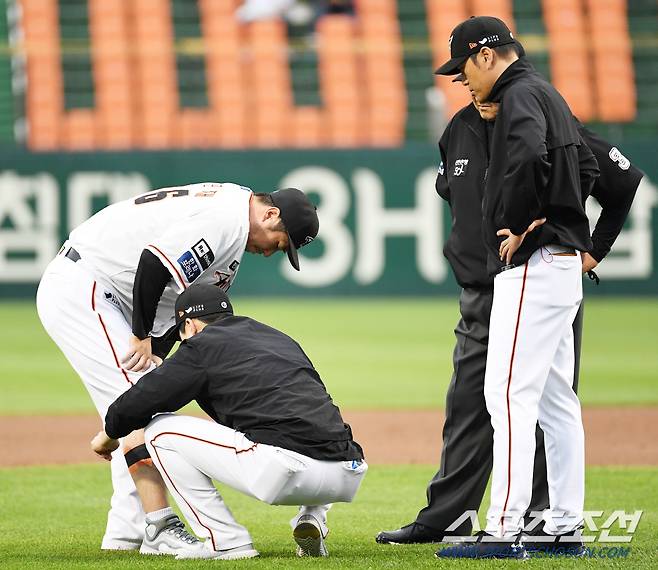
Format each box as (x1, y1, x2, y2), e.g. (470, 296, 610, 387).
(1, 408, 657, 467)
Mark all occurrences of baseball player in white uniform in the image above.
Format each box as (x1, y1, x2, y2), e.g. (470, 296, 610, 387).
(91, 283, 367, 560)
(36, 183, 319, 555)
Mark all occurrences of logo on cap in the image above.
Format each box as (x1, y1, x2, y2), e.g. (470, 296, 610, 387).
(479, 34, 500, 45)
(302, 235, 315, 246)
(448, 34, 454, 47)
(469, 42, 477, 49)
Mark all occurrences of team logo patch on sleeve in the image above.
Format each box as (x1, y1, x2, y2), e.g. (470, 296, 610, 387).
(192, 239, 215, 270)
(177, 251, 202, 283)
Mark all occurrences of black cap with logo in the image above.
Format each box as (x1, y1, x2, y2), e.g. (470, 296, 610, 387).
(174, 283, 233, 331)
(270, 188, 319, 271)
(435, 16, 518, 76)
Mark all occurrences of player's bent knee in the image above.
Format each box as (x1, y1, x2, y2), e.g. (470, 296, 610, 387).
(123, 428, 146, 449)
(144, 413, 177, 438)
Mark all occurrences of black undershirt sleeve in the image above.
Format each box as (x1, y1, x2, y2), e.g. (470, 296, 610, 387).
(132, 249, 172, 340)
(150, 326, 178, 359)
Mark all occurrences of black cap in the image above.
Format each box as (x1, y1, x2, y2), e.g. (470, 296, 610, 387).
(173, 283, 233, 335)
(270, 188, 319, 271)
(450, 38, 524, 83)
(435, 16, 518, 76)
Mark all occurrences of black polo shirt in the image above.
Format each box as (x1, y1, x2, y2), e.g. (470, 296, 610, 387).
(105, 314, 364, 461)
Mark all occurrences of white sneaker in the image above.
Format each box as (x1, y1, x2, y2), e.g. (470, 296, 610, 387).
(139, 513, 205, 557)
(176, 541, 260, 560)
(100, 538, 141, 551)
(294, 515, 329, 557)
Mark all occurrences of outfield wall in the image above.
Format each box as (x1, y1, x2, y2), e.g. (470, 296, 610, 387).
(1, 143, 657, 298)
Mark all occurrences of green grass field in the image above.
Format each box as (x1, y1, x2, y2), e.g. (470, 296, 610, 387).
(0, 464, 656, 569)
(1, 298, 657, 568)
(1, 298, 657, 414)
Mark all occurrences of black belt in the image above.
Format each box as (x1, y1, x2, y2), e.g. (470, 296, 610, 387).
(496, 245, 577, 275)
(64, 247, 81, 262)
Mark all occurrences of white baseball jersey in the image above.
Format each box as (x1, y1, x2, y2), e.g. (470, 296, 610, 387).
(68, 182, 250, 336)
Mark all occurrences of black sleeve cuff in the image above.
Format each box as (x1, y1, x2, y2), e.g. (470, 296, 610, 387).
(151, 327, 178, 359)
(104, 407, 121, 440)
(589, 244, 609, 263)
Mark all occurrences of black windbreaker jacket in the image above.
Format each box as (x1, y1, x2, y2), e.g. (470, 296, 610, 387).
(483, 58, 594, 274)
(105, 314, 364, 462)
(437, 104, 642, 288)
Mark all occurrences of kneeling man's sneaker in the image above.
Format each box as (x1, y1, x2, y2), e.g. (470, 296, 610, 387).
(293, 515, 328, 557)
(436, 531, 529, 560)
(176, 541, 260, 560)
(140, 512, 205, 557)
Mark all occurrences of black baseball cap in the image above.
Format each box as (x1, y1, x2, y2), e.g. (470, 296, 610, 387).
(450, 38, 525, 83)
(435, 16, 518, 76)
(270, 187, 319, 271)
(173, 283, 233, 336)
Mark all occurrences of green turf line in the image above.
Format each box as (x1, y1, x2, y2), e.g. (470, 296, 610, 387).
(0, 464, 656, 568)
(1, 298, 657, 415)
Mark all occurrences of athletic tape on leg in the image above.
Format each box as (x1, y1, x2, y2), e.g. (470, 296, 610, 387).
(124, 443, 153, 470)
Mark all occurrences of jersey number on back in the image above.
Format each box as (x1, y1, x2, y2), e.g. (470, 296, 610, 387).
(134, 188, 189, 205)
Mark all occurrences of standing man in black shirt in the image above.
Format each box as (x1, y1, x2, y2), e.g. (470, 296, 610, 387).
(91, 283, 366, 561)
(376, 95, 641, 554)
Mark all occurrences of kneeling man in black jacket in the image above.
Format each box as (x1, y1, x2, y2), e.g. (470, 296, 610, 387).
(92, 283, 366, 560)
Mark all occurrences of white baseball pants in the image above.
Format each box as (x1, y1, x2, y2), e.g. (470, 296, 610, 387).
(36, 252, 147, 549)
(484, 246, 584, 538)
(144, 414, 368, 551)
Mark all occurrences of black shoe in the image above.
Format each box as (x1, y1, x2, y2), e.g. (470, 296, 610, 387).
(375, 522, 443, 544)
(523, 528, 586, 557)
(436, 531, 529, 560)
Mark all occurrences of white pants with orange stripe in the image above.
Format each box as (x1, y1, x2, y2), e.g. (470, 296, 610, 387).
(36, 253, 147, 549)
(484, 246, 584, 538)
(144, 414, 368, 550)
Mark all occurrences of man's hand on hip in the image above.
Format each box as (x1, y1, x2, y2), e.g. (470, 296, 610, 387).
(582, 252, 599, 273)
(121, 335, 154, 372)
(497, 218, 546, 265)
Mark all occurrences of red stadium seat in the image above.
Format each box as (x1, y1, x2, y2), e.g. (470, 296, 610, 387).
(542, 0, 595, 121)
(586, 0, 636, 121)
(426, 0, 471, 117)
